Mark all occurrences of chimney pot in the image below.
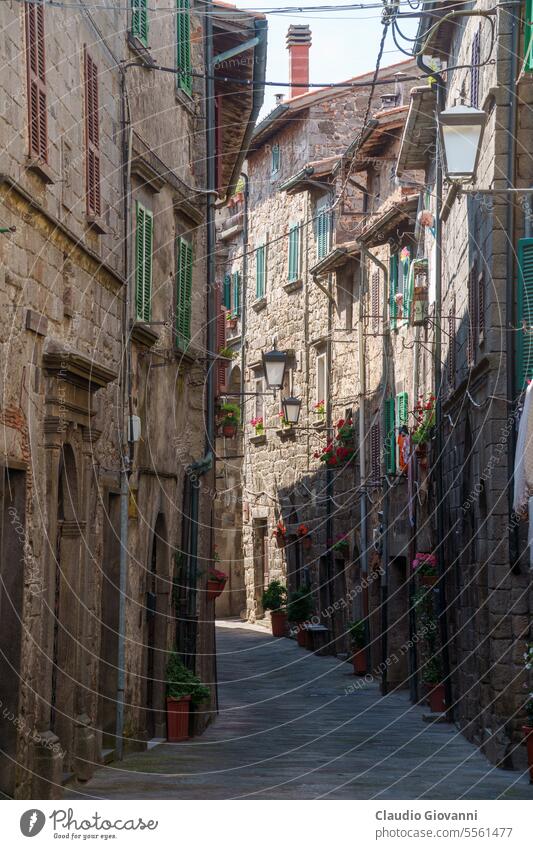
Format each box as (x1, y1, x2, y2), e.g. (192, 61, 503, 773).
(275, 93, 285, 105)
(286, 24, 312, 99)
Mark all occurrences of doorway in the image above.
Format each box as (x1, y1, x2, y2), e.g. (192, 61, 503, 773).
(144, 514, 169, 740)
(253, 518, 268, 614)
(97, 492, 121, 750)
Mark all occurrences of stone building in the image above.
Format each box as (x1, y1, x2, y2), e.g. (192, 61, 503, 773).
(0, 0, 266, 798)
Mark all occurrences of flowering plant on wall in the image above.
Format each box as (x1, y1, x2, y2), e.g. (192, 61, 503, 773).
(411, 394, 436, 445)
(250, 416, 264, 435)
(411, 552, 437, 576)
(278, 410, 291, 428)
(332, 533, 349, 554)
(336, 417, 354, 445)
(314, 400, 325, 416)
(314, 418, 356, 466)
(272, 520, 287, 547)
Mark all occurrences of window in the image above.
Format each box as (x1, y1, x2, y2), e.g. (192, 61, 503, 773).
(232, 270, 240, 316)
(256, 245, 266, 299)
(271, 144, 281, 175)
(223, 273, 231, 310)
(84, 49, 101, 217)
(135, 202, 153, 322)
(389, 253, 398, 328)
(517, 237, 533, 388)
(216, 282, 226, 393)
(371, 270, 380, 332)
(467, 259, 478, 366)
(316, 202, 330, 260)
(448, 296, 456, 391)
(338, 268, 353, 330)
(471, 26, 481, 108)
(25, 0, 47, 162)
(384, 396, 396, 475)
(288, 223, 301, 282)
(176, 0, 192, 95)
(131, 0, 149, 45)
(370, 422, 381, 484)
(176, 236, 193, 349)
(526, 0, 533, 73)
(395, 391, 408, 467)
(255, 376, 265, 424)
(316, 352, 327, 407)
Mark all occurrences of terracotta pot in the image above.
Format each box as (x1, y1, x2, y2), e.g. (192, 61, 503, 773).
(227, 318, 238, 330)
(523, 726, 533, 783)
(275, 535, 285, 549)
(270, 610, 287, 638)
(206, 578, 226, 601)
(296, 624, 309, 648)
(222, 424, 237, 438)
(352, 648, 366, 675)
(419, 574, 438, 587)
(301, 536, 312, 551)
(167, 695, 191, 742)
(427, 682, 446, 713)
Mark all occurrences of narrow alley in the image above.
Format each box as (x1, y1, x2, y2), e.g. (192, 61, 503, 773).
(67, 622, 533, 801)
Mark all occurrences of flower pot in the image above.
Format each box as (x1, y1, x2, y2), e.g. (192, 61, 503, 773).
(167, 695, 191, 742)
(206, 578, 226, 601)
(523, 726, 533, 783)
(301, 536, 312, 551)
(271, 610, 288, 637)
(296, 624, 309, 648)
(427, 682, 446, 713)
(227, 318, 238, 331)
(222, 424, 237, 438)
(352, 648, 366, 675)
(419, 574, 438, 587)
(415, 442, 427, 457)
(274, 535, 285, 549)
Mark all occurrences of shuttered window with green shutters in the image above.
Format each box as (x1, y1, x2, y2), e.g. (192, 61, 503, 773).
(135, 202, 153, 322)
(176, 0, 192, 95)
(389, 253, 398, 329)
(176, 236, 193, 349)
(256, 245, 266, 298)
(288, 223, 300, 282)
(131, 0, 149, 45)
(396, 391, 408, 428)
(271, 144, 280, 174)
(223, 273, 231, 310)
(316, 207, 330, 259)
(384, 396, 396, 474)
(526, 0, 533, 72)
(232, 271, 240, 316)
(517, 237, 533, 389)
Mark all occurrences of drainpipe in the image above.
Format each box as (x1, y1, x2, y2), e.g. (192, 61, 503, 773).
(240, 172, 249, 426)
(416, 53, 453, 720)
(356, 256, 368, 610)
(205, 5, 217, 459)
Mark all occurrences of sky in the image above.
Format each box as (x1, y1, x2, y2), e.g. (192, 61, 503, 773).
(234, 1, 419, 118)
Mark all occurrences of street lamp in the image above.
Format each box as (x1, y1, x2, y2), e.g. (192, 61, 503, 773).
(438, 103, 486, 183)
(262, 346, 287, 390)
(282, 395, 302, 425)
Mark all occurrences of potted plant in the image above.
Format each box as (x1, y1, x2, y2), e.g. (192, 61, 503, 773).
(278, 410, 292, 430)
(412, 394, 435, 466)
(287, 586, 314, 648)
(250, 416, 264, 436)
(314, 400, 325, 417)
(272, 519, 286, 548)
(261, 579, 288, 637)
(349, 619, 366, 675)
(220, 402, 240, 438)
(336, 417, 355, 448)
(166, 651, 210, 741)
(218, 345, 237, 360)
(522, 644, 533, 783)
(423, 657, 446, 713)
(412, 552, 438, 586)
(332, 534, 350, 556)
(206, 565, 227, 601)
(297, 523, 312, 550)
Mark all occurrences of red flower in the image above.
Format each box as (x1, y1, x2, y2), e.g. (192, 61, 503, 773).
(337, 418, 345, 428)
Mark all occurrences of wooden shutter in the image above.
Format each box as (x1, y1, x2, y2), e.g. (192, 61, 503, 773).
(132, 0, 149, 45)
(317, 209, 329, 259)
(176, 237, 193, 349)
(135, 202, 152, 322)
(448, 297, 456, 391)
(371, 270, 380, 332)
(223, 273, 231, 310)
(256, 246, 265, 298)
(384, 396, 396, 475)
(397, 392, 408, 427)
(389, 254, 398, 328)
(526, 0, 533, 73)
(232, 271, 240, 316)
(177, 0, 192, 94)
(25, 0, 47, 162)
(84, 49, 101, 217)
(471, 27, 480, 107)
(288, 224, 299, 281)
(467, 261, 478, 366)
(216, 284, 227, 395)
(478, 266, 485, 338)
(517, 237, 533, 389)
(370, 422, 381, 484)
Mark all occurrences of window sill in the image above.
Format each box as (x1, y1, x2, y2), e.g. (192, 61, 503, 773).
(250, 433, 267, 446)
(252, 297, 267, 313)
(313, 419, 327, 431)
(130, 320, 159, 348)
(284, 278, 303, 294)
(126, 32, 155, 66)
(175, 87, 196, 116)
(86, 215, 108, 235)
(276, 427, 295, 440)
(25, 157, 55, 184)
(175, 342, 199, 366)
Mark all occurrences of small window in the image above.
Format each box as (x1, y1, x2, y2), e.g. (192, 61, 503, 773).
(176, 0, 192, 95)
(232, 270, 241, 316)
(25, 0, 48, 162)
(316, 352, 327, 407)
(131, 0, 149, 46)
(255, 376, 265, 424)
(256, 245, 266, 299)
(271, 144, 281, 175)
(288, 223, 301, 282)
(176, 236, 193, 348)
(135, 201, 153, 322)
(471, 26, 480, 108)
(316, 202, 330, 260)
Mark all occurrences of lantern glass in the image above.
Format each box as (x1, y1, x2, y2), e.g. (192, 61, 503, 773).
(282, 396, 301, 425)
(438, 104, 486, 182)
(262, 348, 287, 389)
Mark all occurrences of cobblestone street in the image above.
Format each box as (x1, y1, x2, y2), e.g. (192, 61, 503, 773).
(67, 622, 533, 800)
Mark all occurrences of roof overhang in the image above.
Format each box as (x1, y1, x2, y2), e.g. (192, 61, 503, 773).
(396, 86, 437, 176)
(414, 1, 465, 59)
(279, 156, 340, 195)
(310, 241, 360, 277)
(359, 196, 419, 248)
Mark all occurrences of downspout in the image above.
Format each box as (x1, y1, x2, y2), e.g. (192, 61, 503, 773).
(356, 256, 368, 623)
(240, 172, 249, 427)
(205, 4, 217, 462)
(416, 52, 453, 719)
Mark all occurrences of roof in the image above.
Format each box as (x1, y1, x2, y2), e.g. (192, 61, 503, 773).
(415, 0, 464, 59)
(353, 104, 409, 167)
(396, 86, 437, 177)
(212, 5, 268, 202)
(250, 58, 418, 149)
(359, 195, 419, 248)
(279, 155, 341, 194)
(309, 240, 360, 277)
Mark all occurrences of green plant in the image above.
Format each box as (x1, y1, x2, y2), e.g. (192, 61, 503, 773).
(422, 656, 442, 685)
(412, 394, 436, 445)
(220, 402, 241, 426)
(166, 652, 210, 704)
(261, 579, 287, 613)
(287, 586, 314, 622)
(349, 619, 365, 649)
(219, 346, 237, 360)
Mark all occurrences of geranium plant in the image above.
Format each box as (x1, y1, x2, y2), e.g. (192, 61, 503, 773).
(272, 519, 286, 541)
(278, 410, 291, 428)
(297, 523, 309, 537)
(314, 400, 325, 416)
(315, 418, 356, 467)
(332, 533, 349, 553)
(411, 552, 437, 576)
(412, 394, 435, 445)
(208, 566, 228, 584)
(250, 416, 264, 435)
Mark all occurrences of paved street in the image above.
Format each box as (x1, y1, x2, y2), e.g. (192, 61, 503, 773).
(68, 621, 533, 800)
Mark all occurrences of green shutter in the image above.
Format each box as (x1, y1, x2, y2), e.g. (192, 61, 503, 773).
(256, 245, 265, 298)
(272, 144, 280, 174)
(223, 273, 231, 310)
(317, 210, 329, 259)
(177, 0, 192, 95)
(384, 396, 396, 474)
(404, 260, 415, 321)
(232, 271, 240, 316)
(132, 0, 148, 45)
(389, 254, 398, 329)
(288, 224, 300, 281)
(135, 202, 152, 322)
(397, 391, 408, 427)
(176, 236, 193, 349)
(517, 237, 533, 389)
(526, 0, 533, 73)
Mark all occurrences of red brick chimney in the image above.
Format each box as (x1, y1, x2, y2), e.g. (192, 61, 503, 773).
(286, 25, 312, 99)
